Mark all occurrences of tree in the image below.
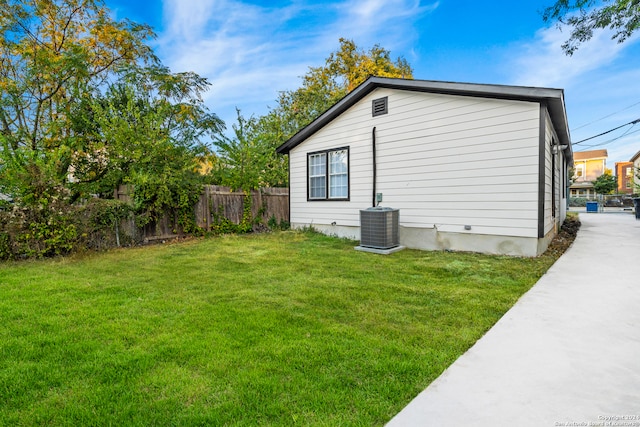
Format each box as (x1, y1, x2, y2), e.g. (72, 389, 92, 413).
(213, 110, 286, 191)
(592, 170, 618, 194)
(0, 0, 224, 249)
(238, 38, 413, 189)
(257, 38, 414, 148)
(543, 0, 640, 54)
(0, 0, 156, 204)
(69, 67, 223, 199)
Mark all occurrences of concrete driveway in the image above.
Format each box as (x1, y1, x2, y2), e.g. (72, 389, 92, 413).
(387, 212, 640, 427)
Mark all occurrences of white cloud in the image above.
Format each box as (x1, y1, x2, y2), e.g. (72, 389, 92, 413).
(329, 0, 439, 50)
(505, 23, 640, 164)
(509, 26, 632, 88)
(156, 0, 439, 128)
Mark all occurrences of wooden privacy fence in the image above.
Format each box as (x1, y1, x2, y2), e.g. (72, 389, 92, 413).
(194, 186, 289, 230)
(115, 185, 289, 241)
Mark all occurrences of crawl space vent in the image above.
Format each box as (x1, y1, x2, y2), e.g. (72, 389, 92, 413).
(360, 207, 399, 249)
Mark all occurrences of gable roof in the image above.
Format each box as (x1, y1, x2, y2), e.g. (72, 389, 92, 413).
(573, 149, 608, 161)
(276, 76, 572, 159)
(631, 150, 640, 163)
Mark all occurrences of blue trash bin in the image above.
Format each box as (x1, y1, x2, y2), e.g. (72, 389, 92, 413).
(586, 201, 599, 213)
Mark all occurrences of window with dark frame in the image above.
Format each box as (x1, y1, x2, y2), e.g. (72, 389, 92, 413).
(308, 147, 349, 201)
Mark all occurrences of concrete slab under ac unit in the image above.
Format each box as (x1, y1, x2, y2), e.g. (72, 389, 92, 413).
(354, 245, 406, 255)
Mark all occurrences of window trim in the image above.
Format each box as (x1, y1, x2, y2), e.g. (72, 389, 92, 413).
(307, 147, 350, 201)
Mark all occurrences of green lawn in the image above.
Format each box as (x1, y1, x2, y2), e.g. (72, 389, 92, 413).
(0, 231, 562, 426)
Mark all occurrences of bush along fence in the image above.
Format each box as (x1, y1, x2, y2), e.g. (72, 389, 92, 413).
(113, 185, 290, 242)
(0, 185, 289, 260)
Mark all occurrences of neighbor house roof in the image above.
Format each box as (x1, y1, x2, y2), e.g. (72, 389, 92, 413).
(276, 76, 572, 160)
(573, 149, 608, 161)
(631, 150, 640, 163)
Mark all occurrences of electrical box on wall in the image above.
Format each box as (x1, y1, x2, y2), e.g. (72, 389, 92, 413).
(376, 193, 383, 203)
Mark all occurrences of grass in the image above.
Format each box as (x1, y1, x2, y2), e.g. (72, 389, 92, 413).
(0, 228, 573, 426)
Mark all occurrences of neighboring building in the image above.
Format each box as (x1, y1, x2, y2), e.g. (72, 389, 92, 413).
(570, 149, 608, 199)
(631, 150, 640, 194)
(615, 161, 634, 194)
(277, 77, 572, 257)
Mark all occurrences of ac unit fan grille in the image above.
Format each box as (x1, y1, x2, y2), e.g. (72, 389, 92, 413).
(360, 208, 399, 249)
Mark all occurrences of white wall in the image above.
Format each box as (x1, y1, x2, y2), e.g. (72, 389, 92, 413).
(289, 87, 542, 243)
(543, 107, 570, 238)
(543, 110, 555, 237)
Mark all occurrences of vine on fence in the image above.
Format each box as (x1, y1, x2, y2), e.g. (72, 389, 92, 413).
(0, 186, 288, 260)
(132, 180, 202, 235)
(210, 191, 255, 234)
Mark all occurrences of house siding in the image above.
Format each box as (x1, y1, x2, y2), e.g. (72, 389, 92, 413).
(289, 88, 542, 242)
(543, 108, 555, 237)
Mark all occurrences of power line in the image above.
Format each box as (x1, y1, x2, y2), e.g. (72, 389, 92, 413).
(571, 100, 640, 131)
(580, 125, 640, 149)
(572, 118, 640, 145)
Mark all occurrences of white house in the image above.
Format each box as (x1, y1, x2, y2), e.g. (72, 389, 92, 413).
(276, 77, 573, 256)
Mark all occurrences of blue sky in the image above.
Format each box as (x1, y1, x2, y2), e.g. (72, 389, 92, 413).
(104, 0, 640, 166)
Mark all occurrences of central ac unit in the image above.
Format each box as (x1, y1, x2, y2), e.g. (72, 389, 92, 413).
(359, 207, 399, 249)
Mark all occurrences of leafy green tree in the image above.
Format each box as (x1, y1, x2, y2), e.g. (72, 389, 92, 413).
(75, 70, 222, 229)
(213, 110, 286, 191)
(70, 67, 222, 198)
(327, 38, 413, 92)
(0, 0, 156, 204)
(592, 170, 618, 195)
(257, 38, 414, 148)
(0, 0, 224, 252)
(543, 0, 640, 54)
(241, 38, 413, 188)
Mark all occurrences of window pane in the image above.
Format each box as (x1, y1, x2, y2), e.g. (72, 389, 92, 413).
(330, 175, 347, 198)
(329, 150, 348, 199)
(309, 153, 326, 199)
(310, 177, 326, 198)
(330, 150, 347, 173)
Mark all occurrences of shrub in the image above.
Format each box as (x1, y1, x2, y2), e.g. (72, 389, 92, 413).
(569, 197, 588, 207)
(0, 232, 11, 260)
(0, 200, 78, 259)
(0, 198, 136, 259)
(267, 215, 290, 231)
(77, 199, 136, 250)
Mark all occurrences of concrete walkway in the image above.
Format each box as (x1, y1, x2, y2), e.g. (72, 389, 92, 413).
(387, 213, 640, 427)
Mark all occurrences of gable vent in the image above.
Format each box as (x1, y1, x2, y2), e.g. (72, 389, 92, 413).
(372, 97, 388, 117)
